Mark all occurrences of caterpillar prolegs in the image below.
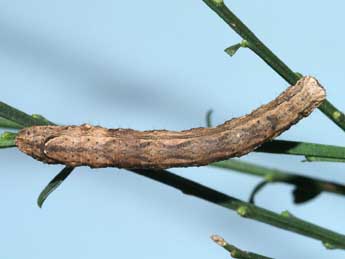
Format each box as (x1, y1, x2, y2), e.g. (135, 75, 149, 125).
(16, 76, 326, 169)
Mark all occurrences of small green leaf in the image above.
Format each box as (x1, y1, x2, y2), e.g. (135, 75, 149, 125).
(224, 43, 242, 57)
(224, 40, 249, 57)
(37, 166, 75, 208)
(0, 132, 17, 148)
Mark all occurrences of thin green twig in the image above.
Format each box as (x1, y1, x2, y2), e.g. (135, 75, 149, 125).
(0, 117, 23, 129)
(0, 132, 17, 148)
(202, 0, 345, 132)
(248, 180, 270, 204)
(304, 156, 345, 163)
(211, 159, 345, 203)
(0, 101, 55, 127)
(257, 140, 345, 161)
(206, 109, 213, 127)
(131, 169, 345, 249)
(211, 235, 273, 259)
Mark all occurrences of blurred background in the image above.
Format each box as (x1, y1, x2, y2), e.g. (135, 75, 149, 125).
(1, 0, 345, 258)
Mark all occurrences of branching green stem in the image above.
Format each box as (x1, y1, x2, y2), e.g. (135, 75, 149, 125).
(131, 169, 345, 249)
(202, 0, 345, 132)
(211, 159, 345, 198)
(211, 235, 273, 259)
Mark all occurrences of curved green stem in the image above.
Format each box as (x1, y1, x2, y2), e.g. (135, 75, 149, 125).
(249, 180, 270, 204)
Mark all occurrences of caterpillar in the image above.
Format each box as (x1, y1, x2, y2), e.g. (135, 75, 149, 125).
(15, 76, 326, 169)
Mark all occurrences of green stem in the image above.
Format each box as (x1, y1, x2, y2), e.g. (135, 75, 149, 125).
(304, 156, 345, 163)
(0, 132, 17, 148)
(202, 0, 345, 132)
(319, 100, 345, 132)
(131, 169, 345, 249)
(249, 180, 270, 204)
(211, 159, 345, 197)
(211, 235, 273, 259)
(258, 140, 345, 161)
(0, 102, 55, 127)
(0, 117, 23, 129)
(203, 0, 298, 84)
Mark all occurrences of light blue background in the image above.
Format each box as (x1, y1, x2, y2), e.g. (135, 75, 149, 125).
(1, 1, 345, 258)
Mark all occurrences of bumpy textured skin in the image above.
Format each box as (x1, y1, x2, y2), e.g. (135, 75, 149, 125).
(16, 76, 326, 169)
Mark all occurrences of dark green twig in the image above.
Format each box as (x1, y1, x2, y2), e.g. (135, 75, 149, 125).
(211, 159, 345, 203)
(202, 0, 345, 132)
(0, 117, 23, 129)
(249, 180, 269, 204)
(206, 109, 213, 127)
(202, 0, 297, 83)
(130, 169, 345, 249)
(0, 101, 55, 127)
(304, 156, 345, 163)
(0, 132, 17, 148)
(257, 140, 345, 161)
(211, 235, 273, 259)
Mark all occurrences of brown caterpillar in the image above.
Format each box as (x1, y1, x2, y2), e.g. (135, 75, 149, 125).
(15, 76, 326, 169)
